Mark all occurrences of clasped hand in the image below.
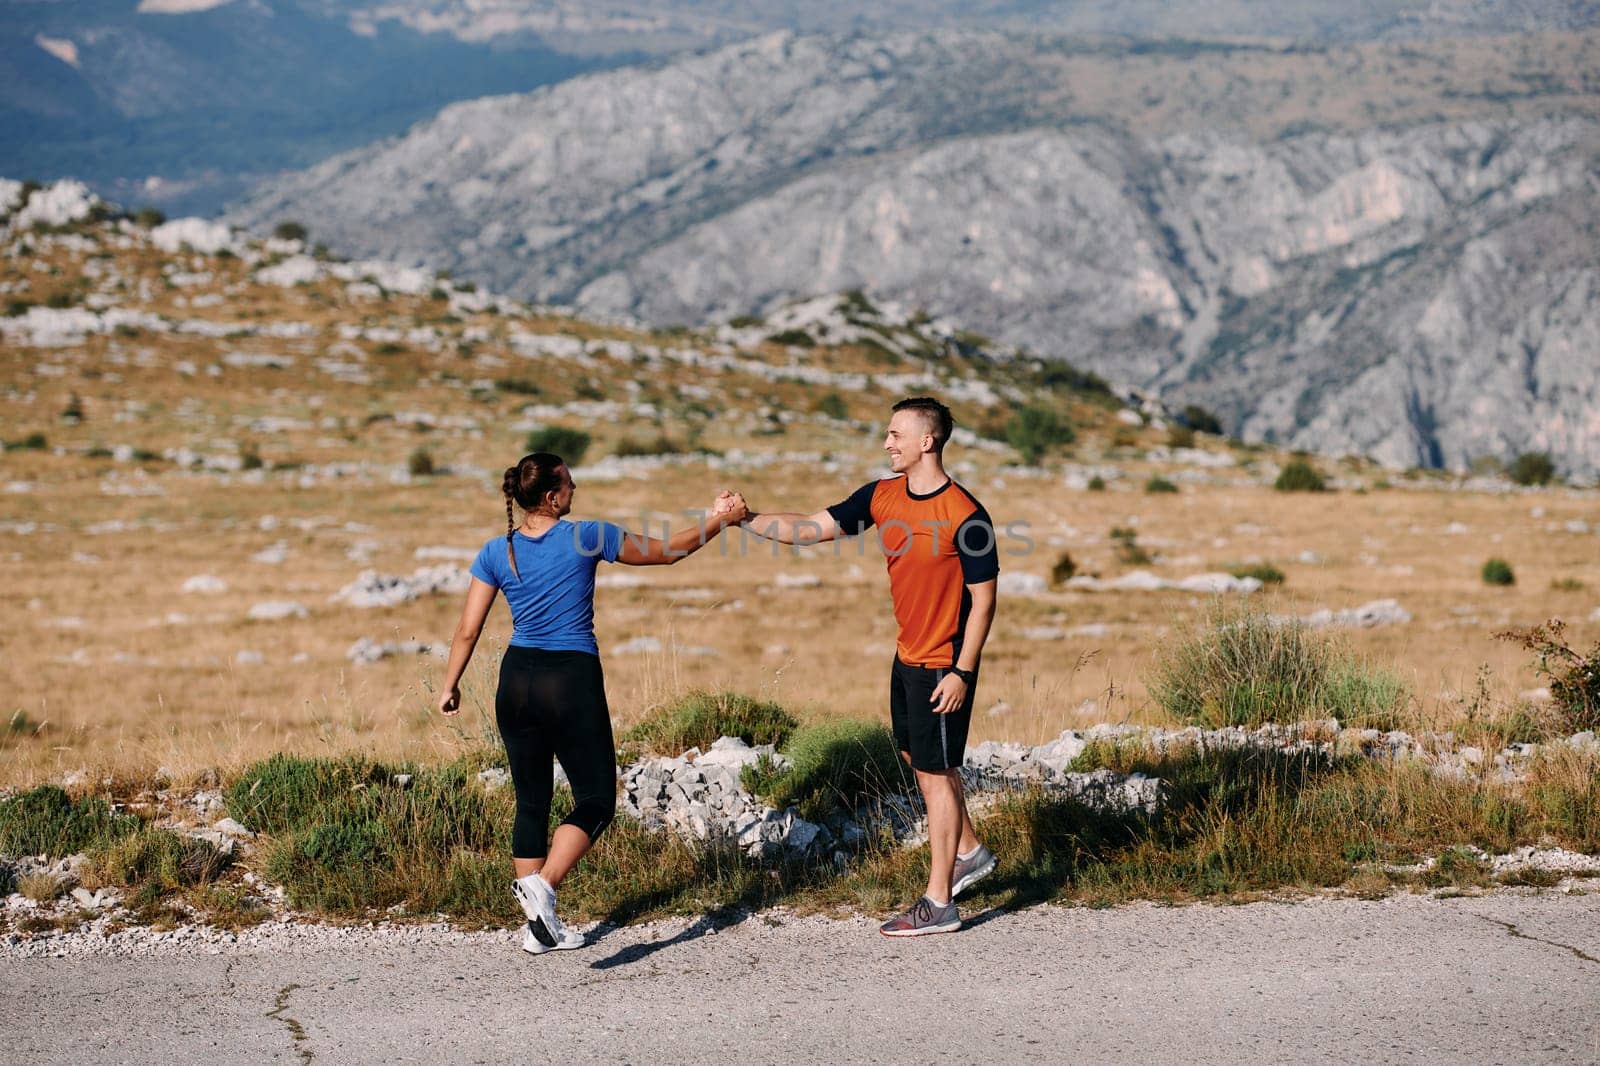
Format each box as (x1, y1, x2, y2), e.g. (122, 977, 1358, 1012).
(712, 489, 750, 524)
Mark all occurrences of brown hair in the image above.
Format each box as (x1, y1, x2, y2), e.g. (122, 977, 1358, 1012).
(501, 452, 566, 578)
(892, 396, 955, 452)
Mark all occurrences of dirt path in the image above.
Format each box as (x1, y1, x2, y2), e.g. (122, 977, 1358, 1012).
(5, 892, 1598, 1064)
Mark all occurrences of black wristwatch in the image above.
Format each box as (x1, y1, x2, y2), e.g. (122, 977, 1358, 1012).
(951, 666, 976, 686)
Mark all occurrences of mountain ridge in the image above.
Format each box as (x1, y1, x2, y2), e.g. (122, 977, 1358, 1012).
(229, 30, 1600, 473)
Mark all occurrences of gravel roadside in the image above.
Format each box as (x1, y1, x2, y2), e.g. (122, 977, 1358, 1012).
(4, 890, 1597, 1064)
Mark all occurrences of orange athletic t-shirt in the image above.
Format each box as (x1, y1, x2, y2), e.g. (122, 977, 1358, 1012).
(827, 476, 1000, 668)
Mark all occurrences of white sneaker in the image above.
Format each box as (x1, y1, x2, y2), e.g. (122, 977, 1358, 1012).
(521, 920, 585, 955)
(512, 873, 570, 951)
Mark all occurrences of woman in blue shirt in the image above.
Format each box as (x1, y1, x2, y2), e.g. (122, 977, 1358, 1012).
(437, 451, 747, 954)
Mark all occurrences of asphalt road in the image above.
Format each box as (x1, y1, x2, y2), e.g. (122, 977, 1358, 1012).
(5, 892, 1598, 1064)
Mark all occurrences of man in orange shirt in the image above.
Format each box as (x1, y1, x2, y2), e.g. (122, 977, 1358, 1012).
(742, 397, 1000, 936)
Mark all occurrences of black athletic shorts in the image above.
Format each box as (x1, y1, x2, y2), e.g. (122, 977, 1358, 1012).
(889, 656, 977, 772)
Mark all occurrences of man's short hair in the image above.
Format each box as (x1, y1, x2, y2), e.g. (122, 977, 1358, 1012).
(892, 396, 955, 452)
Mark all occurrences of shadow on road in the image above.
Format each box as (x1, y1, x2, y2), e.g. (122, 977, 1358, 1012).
(588, 905, 747, 969)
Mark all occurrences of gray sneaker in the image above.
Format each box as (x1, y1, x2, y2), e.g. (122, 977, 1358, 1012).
(951, 844, 998, 898)
(879, 896, 961, 937)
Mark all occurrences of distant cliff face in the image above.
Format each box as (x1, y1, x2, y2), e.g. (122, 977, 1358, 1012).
(229, 31, 1600, 473)
(310, 0, 1600, 53)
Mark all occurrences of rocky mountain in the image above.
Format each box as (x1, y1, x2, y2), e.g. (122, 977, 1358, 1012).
(0, 0, 611, 215)
(306, 0, 1600, 54)
(229, 30, 1600, 473)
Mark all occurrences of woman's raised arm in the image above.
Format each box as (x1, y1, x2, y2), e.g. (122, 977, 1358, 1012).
(616, 493, 749, 566)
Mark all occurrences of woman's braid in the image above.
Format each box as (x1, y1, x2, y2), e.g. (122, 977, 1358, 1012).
(502, 466, 521, 579)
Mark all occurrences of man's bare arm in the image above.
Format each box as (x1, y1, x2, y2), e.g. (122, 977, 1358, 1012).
(955, 579, 997, 673)
(930, 579, 997, 715)
(742, 508, 842, 546)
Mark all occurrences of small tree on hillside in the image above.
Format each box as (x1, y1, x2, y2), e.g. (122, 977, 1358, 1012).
(1274, 459, 1327, 492)
(1507, 452, 1556, 487)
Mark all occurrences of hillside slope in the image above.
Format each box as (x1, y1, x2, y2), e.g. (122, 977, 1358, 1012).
(229, 31, 1600, 472)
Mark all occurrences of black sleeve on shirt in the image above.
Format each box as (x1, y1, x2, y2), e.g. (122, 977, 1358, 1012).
(825, 481, 878, 537)
(956, 505, 1001, 584)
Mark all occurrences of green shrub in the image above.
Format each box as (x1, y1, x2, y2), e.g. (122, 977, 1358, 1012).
(745, 719, 913, 822)
(813, 392, 849, 420)
(133, 207, 165, 229)
(1274, 460, 1327, 492)
(224, 753, 387, 835)
(1229, 563, 1285, 585)
(625, 691, 797, 756)
(239, 444, 264, 471)
(766, 329, 815, 348)
(1087, 475, 1106, 491)
(1110, 527, 1151, 566)
(272, 221, 308, 242)
(1182, 405, 1224, 435)
(1145, 476, 1179, 494)
(494, 377, 541, 396)
(242, 755, 516, 918)
(4, 299, 33, 317)
(1032, 362, 1114, 401)
(262, 820, 389, 911)
(0, 786, 139, 857)
(1050, 551, 1077, 586)
(1005, 407, 1075, 464)
(1551, 578, 1584, 592)
(8, 432, 47, 451)
(1498, 621, 1600, 734)
(1507, 452, 1556, 487)
(407, 448, 435, 477)
(613, 434, 684, 457)
(524, 426, 591, 465)
(1481, 558, 1515, 586)
(840, 289, 877, 317)
(1150, 603, 1335, 728)
(1166, 425, 1195, 449)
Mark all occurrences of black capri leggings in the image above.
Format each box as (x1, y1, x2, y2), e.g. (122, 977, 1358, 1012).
(495, 646, 617, 859)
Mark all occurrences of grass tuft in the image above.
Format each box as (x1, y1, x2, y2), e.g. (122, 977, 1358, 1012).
(1150, 602, 1409, 728)
(17, 871, 68, 901)
(624, 691, 797, 756)
(1322, 660, 1411, 729)
(1150, 603, 1333, 727)
(87, 829, 231, 910)
(743, 718, 913, 822)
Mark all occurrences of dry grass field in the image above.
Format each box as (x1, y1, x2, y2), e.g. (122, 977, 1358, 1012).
(3, 215, 1596, 788)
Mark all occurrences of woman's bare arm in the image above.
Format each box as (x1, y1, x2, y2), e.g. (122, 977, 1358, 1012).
(616, 496, 750, 566)
(438, 577, 497, 715)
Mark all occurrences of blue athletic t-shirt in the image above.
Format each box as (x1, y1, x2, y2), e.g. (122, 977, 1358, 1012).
(469, 520, 625, 654)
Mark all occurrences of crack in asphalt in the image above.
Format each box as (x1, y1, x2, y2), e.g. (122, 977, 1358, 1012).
(1477, 916, 1600, 966)
(266, 982, 314, 1063)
